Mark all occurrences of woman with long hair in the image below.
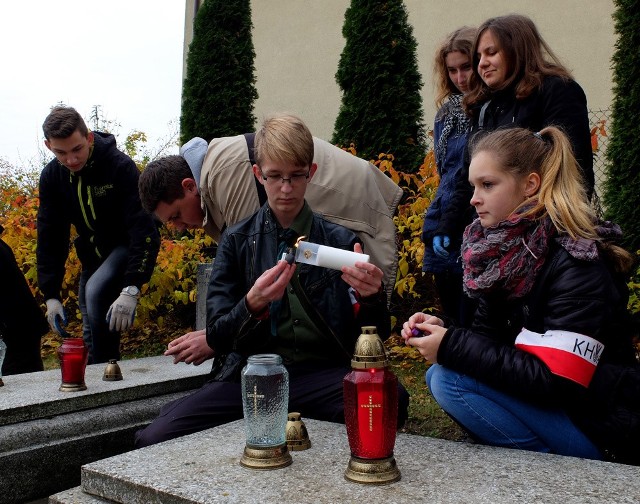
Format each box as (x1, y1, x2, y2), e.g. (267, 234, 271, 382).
(436, 14, 595, 277)
(421, 26, 477, 326)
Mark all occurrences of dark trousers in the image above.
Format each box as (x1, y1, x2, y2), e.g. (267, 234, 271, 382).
(433, 271, 477, 327)
(79, 246, 128, 364)
(0, 237, 48, 375)
(135, 365, 410, 447)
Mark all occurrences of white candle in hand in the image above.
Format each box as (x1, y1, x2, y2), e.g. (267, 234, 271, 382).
(295, 241, 369, 270)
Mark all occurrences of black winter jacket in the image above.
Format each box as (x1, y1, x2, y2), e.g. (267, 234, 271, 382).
(0, 225, 49, 371)
(37, 132, 160, 300)
(205, 204, 389, 366)
(437, 76, 595, 241)
(437, 242, 636, 454)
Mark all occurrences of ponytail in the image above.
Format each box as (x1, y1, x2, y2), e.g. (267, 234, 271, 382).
(530, 126, 594, 240)
(470, 126, 634, 272)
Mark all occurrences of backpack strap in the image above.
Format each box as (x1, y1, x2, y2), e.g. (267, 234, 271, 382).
(243, 133, 267, 207)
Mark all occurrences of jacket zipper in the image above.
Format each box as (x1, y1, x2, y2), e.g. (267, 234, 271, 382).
(76, 175, 102, 259)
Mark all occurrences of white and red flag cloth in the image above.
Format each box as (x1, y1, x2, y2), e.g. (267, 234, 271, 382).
(515, 328, 604, 387)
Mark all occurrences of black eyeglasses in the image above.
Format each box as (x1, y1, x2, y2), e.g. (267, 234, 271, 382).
(261, 171, 310, 186)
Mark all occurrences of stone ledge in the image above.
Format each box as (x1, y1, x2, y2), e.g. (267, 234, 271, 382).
(0, 355, 211, 426)
(68, 419, 639, 504)
(2, 392, 195, 504)
(50, 486, 111, 503)
(0, 355, 211, 504)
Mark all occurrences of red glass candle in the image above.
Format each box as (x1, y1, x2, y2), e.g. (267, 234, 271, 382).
(58, 337, 89, 392)
(343, 360, 398, 459)
(343, 326, 400, 484)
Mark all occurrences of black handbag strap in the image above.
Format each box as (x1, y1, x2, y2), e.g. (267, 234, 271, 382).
(289, 272, 352, 361)
(243, 133, 267, 207)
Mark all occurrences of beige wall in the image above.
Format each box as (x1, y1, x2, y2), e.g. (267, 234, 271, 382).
(184, 1, 615, 141)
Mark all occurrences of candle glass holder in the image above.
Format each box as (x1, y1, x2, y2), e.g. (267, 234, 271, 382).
(57, 337, 89, 392)
(240, 354, 292, 469)
(343, 326, 400, 484)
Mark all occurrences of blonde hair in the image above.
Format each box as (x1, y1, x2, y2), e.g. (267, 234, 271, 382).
(433, 26, 476, 108)
(254, 113, 314, 168)
(470, 126, 633, 271)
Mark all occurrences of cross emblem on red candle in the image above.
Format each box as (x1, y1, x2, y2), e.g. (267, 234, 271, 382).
(360, 394, 382, 431)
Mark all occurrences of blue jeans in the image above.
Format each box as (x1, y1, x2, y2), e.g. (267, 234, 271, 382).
(426, 364, 602, 460)
(78, 246, 128, 364)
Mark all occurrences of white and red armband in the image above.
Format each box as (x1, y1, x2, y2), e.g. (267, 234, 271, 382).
(348, 287, 360, 317)
(515, 328, 604, 387)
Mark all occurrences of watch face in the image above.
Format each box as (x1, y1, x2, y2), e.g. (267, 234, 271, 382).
(126, 286, 140, 296)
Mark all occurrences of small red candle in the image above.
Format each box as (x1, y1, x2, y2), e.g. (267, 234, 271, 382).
(58, 337, 89, 391)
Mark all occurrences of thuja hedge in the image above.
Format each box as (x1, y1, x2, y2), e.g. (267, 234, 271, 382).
(0, 151, 439, 335)
(2, 147, 638, 339)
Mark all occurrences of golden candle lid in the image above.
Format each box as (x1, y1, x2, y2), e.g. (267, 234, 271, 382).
(286, 412, 311, 451)
(102, 359, 123, 381)
(351, 326, 387, 369)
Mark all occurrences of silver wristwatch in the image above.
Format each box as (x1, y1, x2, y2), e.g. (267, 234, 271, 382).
(122, 286, 140, 298)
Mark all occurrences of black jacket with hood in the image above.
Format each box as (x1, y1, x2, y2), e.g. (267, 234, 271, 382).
(37, 132, 160, 300)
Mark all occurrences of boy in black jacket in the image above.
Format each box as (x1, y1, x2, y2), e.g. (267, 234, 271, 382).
(37, 105, 160, 363)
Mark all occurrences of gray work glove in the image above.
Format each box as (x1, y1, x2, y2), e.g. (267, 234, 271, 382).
(45, 298, 70, 337)
(106, 287, 139, 332)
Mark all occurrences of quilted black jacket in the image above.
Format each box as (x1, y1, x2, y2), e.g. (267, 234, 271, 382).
(437, 242, 637, 457)
(205, 204, 389, 365)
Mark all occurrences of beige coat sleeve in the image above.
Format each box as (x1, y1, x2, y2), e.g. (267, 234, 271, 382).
(306, 138, 402, 304)
(199, 135, 261, 242)
(198, 135, 401, 305)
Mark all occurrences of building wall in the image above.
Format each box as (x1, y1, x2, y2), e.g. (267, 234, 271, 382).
(184, 0, 615, 141)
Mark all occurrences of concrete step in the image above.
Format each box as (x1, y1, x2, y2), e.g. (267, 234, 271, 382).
(0, 355, 210, 426)
(51, 418, 640, 504)
(49, 487, 112, 503)
(1, 355, 211, 504)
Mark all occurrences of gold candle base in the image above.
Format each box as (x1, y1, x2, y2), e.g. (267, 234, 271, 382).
(59, 382, 87, 392)
(240, 443, 292, 470)
(344, 455, 401, 485)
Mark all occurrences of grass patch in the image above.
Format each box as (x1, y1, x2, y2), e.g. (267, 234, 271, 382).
(385, 335, 466, 441)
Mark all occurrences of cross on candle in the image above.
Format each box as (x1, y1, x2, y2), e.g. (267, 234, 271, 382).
(360, 394, 382, 431)
(246, 384, 265, 417)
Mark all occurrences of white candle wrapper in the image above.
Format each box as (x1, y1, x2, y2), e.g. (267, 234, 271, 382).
(294, 240, 369, 270)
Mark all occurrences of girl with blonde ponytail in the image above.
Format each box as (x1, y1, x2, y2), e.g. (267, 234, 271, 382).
(402, 126, 637, 463)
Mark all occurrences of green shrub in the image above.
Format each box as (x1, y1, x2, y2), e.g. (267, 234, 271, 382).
(603, 0, 640, 251)
(180, 0, 258, 143)
(332, 0, 427, 172)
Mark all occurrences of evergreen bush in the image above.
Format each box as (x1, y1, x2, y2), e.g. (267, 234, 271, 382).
(180, 0, 258, 143)
(603, 0, 640, 250)
(332, 0, 427, 172)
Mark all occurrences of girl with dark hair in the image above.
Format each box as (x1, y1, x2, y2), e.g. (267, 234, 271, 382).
(436, 15, 595, 277)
